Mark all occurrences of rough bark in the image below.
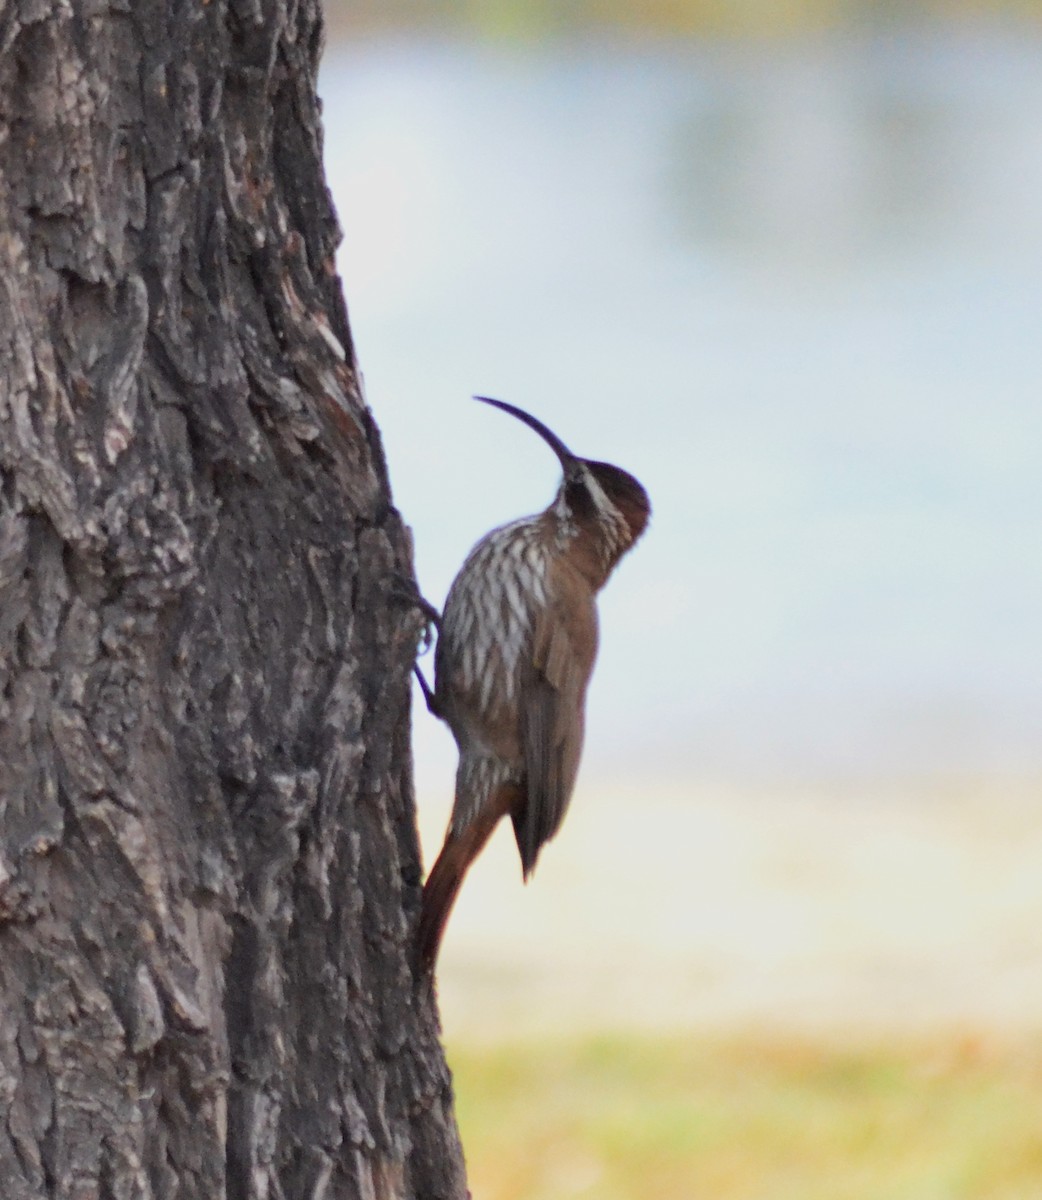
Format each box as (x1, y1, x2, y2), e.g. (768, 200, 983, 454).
(0, 2, 466, 1197)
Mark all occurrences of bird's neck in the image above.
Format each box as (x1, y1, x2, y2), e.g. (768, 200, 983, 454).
(542, 504, 632, 591)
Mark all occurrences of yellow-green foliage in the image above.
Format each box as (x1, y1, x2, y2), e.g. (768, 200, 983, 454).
(450, 1032, 1042, 1199)
(328, 0, 1042, 39)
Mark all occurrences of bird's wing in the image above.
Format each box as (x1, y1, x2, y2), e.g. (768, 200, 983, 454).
(513, 579, 598, 878)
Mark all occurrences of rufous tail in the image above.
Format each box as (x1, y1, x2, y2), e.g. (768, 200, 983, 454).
(417, 788, 513, 976)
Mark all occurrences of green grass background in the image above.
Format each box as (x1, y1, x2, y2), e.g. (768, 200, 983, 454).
(450, 1032, 1042, 1199)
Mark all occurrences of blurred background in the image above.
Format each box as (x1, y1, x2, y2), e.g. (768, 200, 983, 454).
(320, 3, 1042, 1195)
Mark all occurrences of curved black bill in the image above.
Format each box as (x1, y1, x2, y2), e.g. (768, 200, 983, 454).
(473, 396, 576, 468)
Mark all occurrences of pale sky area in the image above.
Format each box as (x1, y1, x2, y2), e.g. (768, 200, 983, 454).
(319, 26, 1042, 1032)
(321, 29, 1042, 793)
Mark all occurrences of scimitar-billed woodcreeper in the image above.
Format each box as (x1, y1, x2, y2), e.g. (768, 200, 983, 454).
(415, 396, 650, 974)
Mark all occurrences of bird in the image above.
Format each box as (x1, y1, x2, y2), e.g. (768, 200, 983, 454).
(415, 396, 650, 974)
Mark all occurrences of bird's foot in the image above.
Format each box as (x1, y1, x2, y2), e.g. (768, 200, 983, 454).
(389, 572, 442, 652)
(413, 664, 441, 718)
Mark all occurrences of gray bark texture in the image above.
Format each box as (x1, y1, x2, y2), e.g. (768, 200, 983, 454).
(0, 2, 467, 1197)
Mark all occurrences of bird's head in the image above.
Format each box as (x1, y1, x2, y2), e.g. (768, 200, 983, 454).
(474, 396, 650, 577)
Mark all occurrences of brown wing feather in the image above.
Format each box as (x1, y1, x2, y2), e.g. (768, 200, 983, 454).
(513, 572, 598, 878)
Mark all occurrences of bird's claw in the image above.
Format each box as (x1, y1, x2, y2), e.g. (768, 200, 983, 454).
(389, 573, 442, 652)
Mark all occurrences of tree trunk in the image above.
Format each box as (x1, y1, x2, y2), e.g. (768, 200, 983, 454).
(0, 3, 466, 1197)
